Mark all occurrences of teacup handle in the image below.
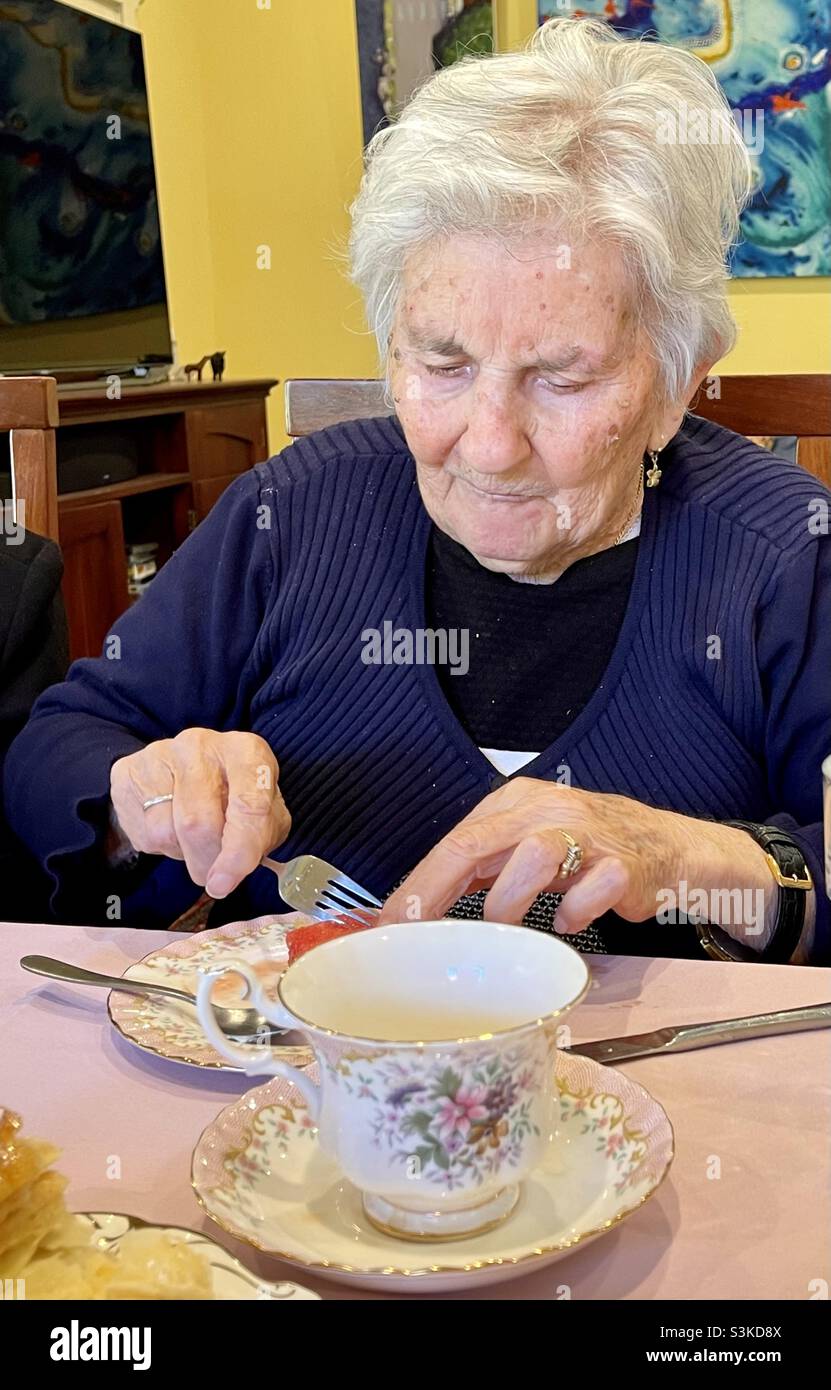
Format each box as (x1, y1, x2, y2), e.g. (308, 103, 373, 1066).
(195, 962, 320, 1117)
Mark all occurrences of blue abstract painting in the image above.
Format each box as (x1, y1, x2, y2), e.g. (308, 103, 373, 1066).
(0, 0, 165, 326)
(537, 1, 831, 276)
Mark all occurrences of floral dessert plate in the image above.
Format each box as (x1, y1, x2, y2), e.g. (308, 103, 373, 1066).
(192, 1050, 674, 1294)
(77, 1213, 320, 1300)
(108, 915, 314, 1070)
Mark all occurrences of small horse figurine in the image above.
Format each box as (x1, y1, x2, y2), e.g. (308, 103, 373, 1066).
(184, 351, 226, 382)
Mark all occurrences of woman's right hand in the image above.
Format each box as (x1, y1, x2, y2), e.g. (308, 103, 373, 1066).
(109, 728, 290, 898)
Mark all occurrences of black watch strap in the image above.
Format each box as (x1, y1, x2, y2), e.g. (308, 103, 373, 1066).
(717, 822, 812, 963)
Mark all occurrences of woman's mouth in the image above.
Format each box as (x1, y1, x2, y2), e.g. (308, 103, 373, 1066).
(456, 476, 545, 503)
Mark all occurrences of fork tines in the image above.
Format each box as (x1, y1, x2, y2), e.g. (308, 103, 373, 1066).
(320, 873, 382, 921)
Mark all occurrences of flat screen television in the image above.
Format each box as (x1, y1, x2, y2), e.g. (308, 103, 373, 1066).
(0, 0, 173, 378)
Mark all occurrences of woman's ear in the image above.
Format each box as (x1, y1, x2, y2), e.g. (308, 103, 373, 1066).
(648, 361, 716, 452)
(648, 403, 688, 453)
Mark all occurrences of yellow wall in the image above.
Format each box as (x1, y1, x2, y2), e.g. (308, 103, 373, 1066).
(128, 0, 829, 451)
(137, 1, 217, 358)
(139, 0, 376, 452)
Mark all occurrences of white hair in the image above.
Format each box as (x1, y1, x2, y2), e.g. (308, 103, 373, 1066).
(347, 16, 754, 404)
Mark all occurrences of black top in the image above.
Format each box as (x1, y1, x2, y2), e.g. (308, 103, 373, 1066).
(0, 530, 69, 921)
(424, 524, 704, 958)
(426, 525, 639, 751)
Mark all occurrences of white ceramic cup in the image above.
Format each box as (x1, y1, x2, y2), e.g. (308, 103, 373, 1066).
(196, 919, 590, 1240)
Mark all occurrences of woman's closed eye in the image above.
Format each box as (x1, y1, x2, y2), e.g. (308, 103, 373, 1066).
(424, 362, 471, 378)
(423, 363, 587, 394)
(536, 376, 586, 395)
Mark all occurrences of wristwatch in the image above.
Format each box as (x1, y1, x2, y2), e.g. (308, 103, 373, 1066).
(694, 822, 813, 964)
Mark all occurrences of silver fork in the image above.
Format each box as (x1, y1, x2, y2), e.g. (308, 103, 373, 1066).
(260, 854, 383, 924)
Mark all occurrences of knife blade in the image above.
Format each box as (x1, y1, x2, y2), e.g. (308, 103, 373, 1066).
(564, 1001, 831, 1064)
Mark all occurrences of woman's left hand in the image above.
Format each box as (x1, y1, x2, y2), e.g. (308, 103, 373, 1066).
(378, 778, 776, 938)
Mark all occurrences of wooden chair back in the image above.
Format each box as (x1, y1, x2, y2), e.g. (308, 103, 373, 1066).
(284, 373, 831, 488)
(0, 377, 60, 541)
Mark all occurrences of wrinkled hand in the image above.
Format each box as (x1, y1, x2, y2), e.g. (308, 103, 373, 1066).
(109, 728, 290, 898)
(378, 778, 770, 935)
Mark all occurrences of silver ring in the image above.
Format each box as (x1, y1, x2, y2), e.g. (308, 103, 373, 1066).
(142, 793, 174, 812)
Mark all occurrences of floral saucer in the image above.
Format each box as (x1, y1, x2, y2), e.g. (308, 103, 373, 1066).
(192, 1051, 674, 1293)
(77, 1213, 320, 1299)
(108, 915, 313, 1070)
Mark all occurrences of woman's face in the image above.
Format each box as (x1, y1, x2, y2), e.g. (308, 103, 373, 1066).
(389, 230, 684, 579)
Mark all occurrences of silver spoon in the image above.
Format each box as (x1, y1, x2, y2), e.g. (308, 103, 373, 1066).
(20, 954, 289, 1045)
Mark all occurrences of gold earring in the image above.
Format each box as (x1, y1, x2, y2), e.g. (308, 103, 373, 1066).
(645, 449, 662, 487)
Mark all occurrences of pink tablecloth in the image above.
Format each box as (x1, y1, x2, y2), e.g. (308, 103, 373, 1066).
(1, 920, 828, 1301)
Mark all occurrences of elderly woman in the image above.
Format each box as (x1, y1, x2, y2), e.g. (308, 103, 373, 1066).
(5, 18, 829, 963)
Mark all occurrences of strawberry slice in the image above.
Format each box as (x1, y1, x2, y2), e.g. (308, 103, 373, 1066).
(285, 915, 373, 964)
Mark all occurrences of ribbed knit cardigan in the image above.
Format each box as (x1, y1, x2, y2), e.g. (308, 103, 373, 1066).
(4, 412, 830, 960)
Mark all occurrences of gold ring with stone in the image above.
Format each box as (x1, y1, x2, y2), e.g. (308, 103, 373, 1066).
(557, 830, 584, 878)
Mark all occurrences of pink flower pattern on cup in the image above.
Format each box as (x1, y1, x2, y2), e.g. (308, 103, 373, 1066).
(434, 1086, 489, 1143)
(327, 1048, 549, 1188)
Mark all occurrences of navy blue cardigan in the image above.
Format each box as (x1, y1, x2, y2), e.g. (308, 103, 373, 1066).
(4, 413, 830, 960)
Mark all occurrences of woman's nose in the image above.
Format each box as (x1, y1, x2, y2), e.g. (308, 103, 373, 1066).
(459, 394, 531, 475)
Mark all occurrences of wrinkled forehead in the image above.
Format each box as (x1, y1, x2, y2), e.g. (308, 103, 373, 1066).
(396, 231, 638, 365)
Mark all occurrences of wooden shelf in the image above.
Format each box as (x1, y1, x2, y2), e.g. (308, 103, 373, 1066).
(57, 377, 279, 426)
(59, 471, 192, 507)
(53, 378, 275, 659)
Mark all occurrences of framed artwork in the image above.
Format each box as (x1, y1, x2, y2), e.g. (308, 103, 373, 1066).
(61, 0, 142, 25)
(536, 1, 831, 276)
(0, 0, 165, 326)
(355, 0, 494, 146)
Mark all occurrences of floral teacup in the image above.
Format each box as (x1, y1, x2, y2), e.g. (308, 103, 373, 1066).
(196, 918, 589, 1240)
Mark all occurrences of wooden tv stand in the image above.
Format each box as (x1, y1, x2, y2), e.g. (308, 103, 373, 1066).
(56, 378, 277, 660)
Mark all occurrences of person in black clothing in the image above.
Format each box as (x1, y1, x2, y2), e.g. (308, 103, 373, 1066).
(0, 528, 68, 921)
